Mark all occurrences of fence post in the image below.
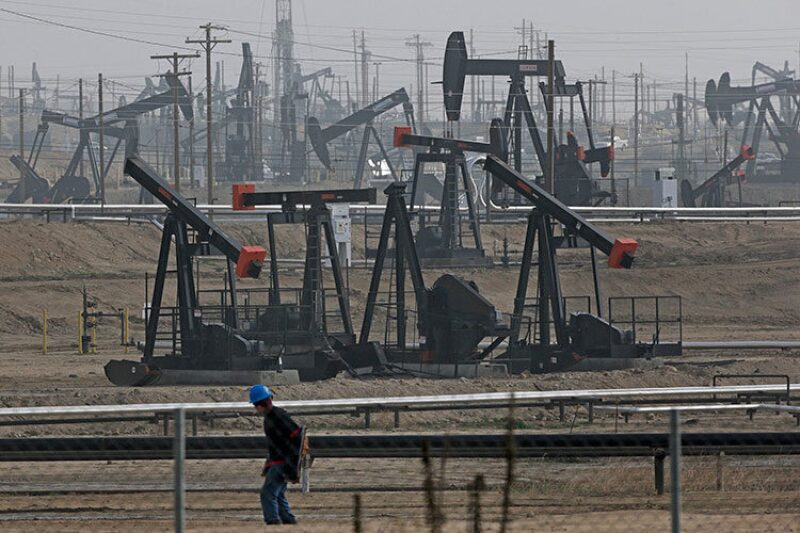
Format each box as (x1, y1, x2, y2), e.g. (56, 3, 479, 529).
(42, 309, 47, 354)
(654, 450, 665, 495)
(669, 409, 681, 533)
(124, 306, 130, 354)
(77, 311, 83, 355)
(174, 408, 186, 533)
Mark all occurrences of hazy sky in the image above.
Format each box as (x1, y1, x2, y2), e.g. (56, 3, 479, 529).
(1, 0, 799, 109)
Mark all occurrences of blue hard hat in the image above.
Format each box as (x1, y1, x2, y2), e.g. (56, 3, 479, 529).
(249, 384, 273, 404)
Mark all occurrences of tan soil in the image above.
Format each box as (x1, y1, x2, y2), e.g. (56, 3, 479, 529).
(1, 218, 799, 530)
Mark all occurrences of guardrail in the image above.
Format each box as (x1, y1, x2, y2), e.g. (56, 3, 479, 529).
(3, 202, 800, 223)
(1, 384, 797, 430)
(595, 402, 800, 425)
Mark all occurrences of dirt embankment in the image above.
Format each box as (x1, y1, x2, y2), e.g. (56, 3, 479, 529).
(0, 219, 798, 351)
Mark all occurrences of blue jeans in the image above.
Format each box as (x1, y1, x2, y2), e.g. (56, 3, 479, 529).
(260, 464, 296, 524)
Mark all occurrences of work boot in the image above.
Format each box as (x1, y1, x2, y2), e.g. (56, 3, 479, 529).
(266, 520, 281, 525)
(282, 518, 298, 525)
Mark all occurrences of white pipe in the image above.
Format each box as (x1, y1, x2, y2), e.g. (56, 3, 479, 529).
(2, 383, 799, 418)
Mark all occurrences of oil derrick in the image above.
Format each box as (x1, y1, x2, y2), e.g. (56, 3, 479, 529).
(31, 62, 45, 112)
(220, 43, 261, 182)
(706, 70, 800, 183)
(272, 0, 306, 183)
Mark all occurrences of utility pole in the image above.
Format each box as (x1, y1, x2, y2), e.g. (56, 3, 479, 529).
(601, 67, 606, 123)
(150, 51, 200, 192)
(373, 62, 381, 102)
(188, 74, 195, 187)
(360, 31, 370, 108)
(610, 125, 617, 205)
(0, 66, 2, 148)
(406, 34, 432, 124)
(352, 30, 359, 107)
(546, 40, 555, 194)
(187, 24, 230, 205)
(653, 80, 657, 115)
(98, 74, 105, 204)
(18, 89, 24, 200)
(693, 77, 698, 133)
(529, 20, 535, 61)
(612, 70, 616, 125)
(633, 72, 639, 186)
(469, 28, 476, 121)
(587, 78, 593, 128)
(684, 53, 689, 130)
(79, 79, 84, 177)
(639, 63, 644, 126)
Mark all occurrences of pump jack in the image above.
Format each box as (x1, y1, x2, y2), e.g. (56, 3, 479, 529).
(307, 87, 416, 187)
(391, 118, 506, 265)
(706, 71, 800, 183)
(442, 31, 614, 205)
(359, 182, 511, 377)
(104, 156, 273, 386)
(6, 75, 192, 204)
(484, 156, 682, 372)
(107, 156, 385, 384)
(680, 145, 755, 207)
(231, 184, 387, 380)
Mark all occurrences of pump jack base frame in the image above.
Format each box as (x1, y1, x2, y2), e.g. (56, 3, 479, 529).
(495, 348, 667, 374)
(104, 359, 300, 387)
(419, 255, 494, 269)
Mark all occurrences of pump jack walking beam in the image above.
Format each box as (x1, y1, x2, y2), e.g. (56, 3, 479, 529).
(308, 87, 415, 186)
(233, 187, 376, 209)
(680, 145, 755, 207)
(233, 185, 377, 336)
(483, 155, 637, 268)
(125, 156, 266, 278)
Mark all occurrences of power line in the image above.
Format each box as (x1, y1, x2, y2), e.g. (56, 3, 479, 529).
(0, 7, 197, 51)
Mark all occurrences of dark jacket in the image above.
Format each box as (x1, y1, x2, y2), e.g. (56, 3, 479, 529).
(263, 405, 301, 467)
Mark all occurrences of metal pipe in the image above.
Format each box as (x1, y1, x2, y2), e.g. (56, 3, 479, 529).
(174, 408, 185, 533)
(4, 384, 800, 418)
(5, 203, 800, 216)
(683, 340, 800, 349)
(670, 410, 681, 533)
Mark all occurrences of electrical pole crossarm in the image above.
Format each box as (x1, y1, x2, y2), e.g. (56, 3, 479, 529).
(124, 156, 265, 278)
(483, 155, 637, 268)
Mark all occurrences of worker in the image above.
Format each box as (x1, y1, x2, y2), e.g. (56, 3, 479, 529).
(250, 384, 300, 526)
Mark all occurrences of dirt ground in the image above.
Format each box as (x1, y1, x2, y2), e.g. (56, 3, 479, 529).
(1, 456, 799, 531)
(1, 217, 799, 530)
(1, 218, 799, 351)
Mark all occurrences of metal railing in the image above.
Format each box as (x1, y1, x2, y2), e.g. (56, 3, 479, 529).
(4, 201, 800, 223)
(608, 295, 683, 348)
